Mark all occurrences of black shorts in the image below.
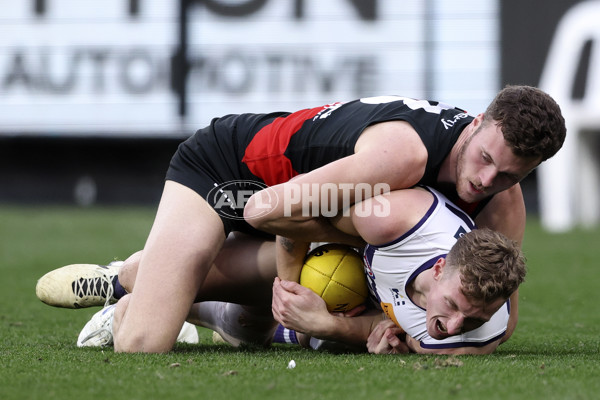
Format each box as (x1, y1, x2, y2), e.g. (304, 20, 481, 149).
(165, 125, 274, 239)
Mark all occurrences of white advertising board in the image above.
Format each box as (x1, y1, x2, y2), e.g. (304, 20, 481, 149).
(0, 0, 497, 137)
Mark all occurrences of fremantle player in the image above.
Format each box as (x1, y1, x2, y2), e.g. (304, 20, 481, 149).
(272, 186, 525, 354)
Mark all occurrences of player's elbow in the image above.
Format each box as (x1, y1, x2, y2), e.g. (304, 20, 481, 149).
(244, 189, 278, 230)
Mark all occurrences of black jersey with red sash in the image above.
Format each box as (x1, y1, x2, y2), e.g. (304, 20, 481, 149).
(178, 96, 489, 219)
(237, 97, 471, 184)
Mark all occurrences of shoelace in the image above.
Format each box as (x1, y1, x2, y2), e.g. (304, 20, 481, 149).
(71, 267, 115, 308)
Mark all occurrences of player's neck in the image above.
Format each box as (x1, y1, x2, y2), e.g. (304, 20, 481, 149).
(407, 269, 433, 309)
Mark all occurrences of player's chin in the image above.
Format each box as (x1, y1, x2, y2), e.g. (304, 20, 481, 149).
(458, 183, 486, 204)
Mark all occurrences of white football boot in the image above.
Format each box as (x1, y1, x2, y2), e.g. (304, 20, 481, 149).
(36, 262, 123, 309)
(77, 305, 199, 347)
(77, 304, 117, 347)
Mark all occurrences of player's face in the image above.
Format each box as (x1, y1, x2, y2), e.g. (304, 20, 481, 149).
(426, 269, 505, 340)
(455, 119, 540, 203)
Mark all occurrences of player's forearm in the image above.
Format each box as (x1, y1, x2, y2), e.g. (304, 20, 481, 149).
(310, 310, 386, 347)
(245, 182, 317, 237)
(276, 236, 310, 282)
(254, 213, 363, 246)
(245, 179, 365, 246)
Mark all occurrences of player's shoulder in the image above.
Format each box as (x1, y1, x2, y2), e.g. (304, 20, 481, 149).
(354, 120, 428, 171)
(357, 119, 423, 146)
(359, 187, 435, 246)
(385, 186, 435, 208)
(387, 187, 436, 226)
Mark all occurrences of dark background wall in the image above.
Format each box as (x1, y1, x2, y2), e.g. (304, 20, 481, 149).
(501, 0, 584, 213)
(501, 0, 582, 87)
(0, 136, 182, 205)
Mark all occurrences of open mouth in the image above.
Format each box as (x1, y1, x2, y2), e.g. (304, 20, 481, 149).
(470, 182, 484, 194)
(436, 319, 447, 334)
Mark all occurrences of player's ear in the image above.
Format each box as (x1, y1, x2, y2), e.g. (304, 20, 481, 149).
(474, 113, 485, 126)
(467, 113, 487, 135)
(432, 257, 446, 280)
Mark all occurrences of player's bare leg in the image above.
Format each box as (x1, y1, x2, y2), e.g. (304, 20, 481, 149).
(187, 234, 278, 346)
(117, 233, 277, 306)
(120, 233, 278, 347)
(112, 180, 226, 353)
(195, 233, 276, 305)
(76, 233, 278, 348)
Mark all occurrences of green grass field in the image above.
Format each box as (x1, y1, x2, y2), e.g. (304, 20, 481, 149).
(1, 206, 599, 400)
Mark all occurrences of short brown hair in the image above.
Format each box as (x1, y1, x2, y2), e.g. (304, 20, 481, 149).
(484, 85, 566, 162)
(446, 228, 526, 303)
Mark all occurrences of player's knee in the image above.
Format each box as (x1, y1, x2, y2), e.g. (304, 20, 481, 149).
(112, 295, 174, 354)
(114, 326, 175, 354)
(118, 255, 140, 292)
(123, 250, 143, 267)
(113, 331, 145, 353)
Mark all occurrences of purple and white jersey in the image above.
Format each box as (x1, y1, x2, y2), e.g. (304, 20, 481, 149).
(363, 187, 509, 350)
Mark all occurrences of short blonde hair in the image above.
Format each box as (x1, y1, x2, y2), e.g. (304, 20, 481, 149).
(446, 228, 526, 303)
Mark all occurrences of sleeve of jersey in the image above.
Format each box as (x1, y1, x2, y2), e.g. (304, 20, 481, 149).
(417, 302, 509, 350)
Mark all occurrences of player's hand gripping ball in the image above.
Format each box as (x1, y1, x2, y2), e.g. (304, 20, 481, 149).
(300, 244, 368, 313)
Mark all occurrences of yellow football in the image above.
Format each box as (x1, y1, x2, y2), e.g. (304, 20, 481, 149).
(300, 243, 368, 313)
